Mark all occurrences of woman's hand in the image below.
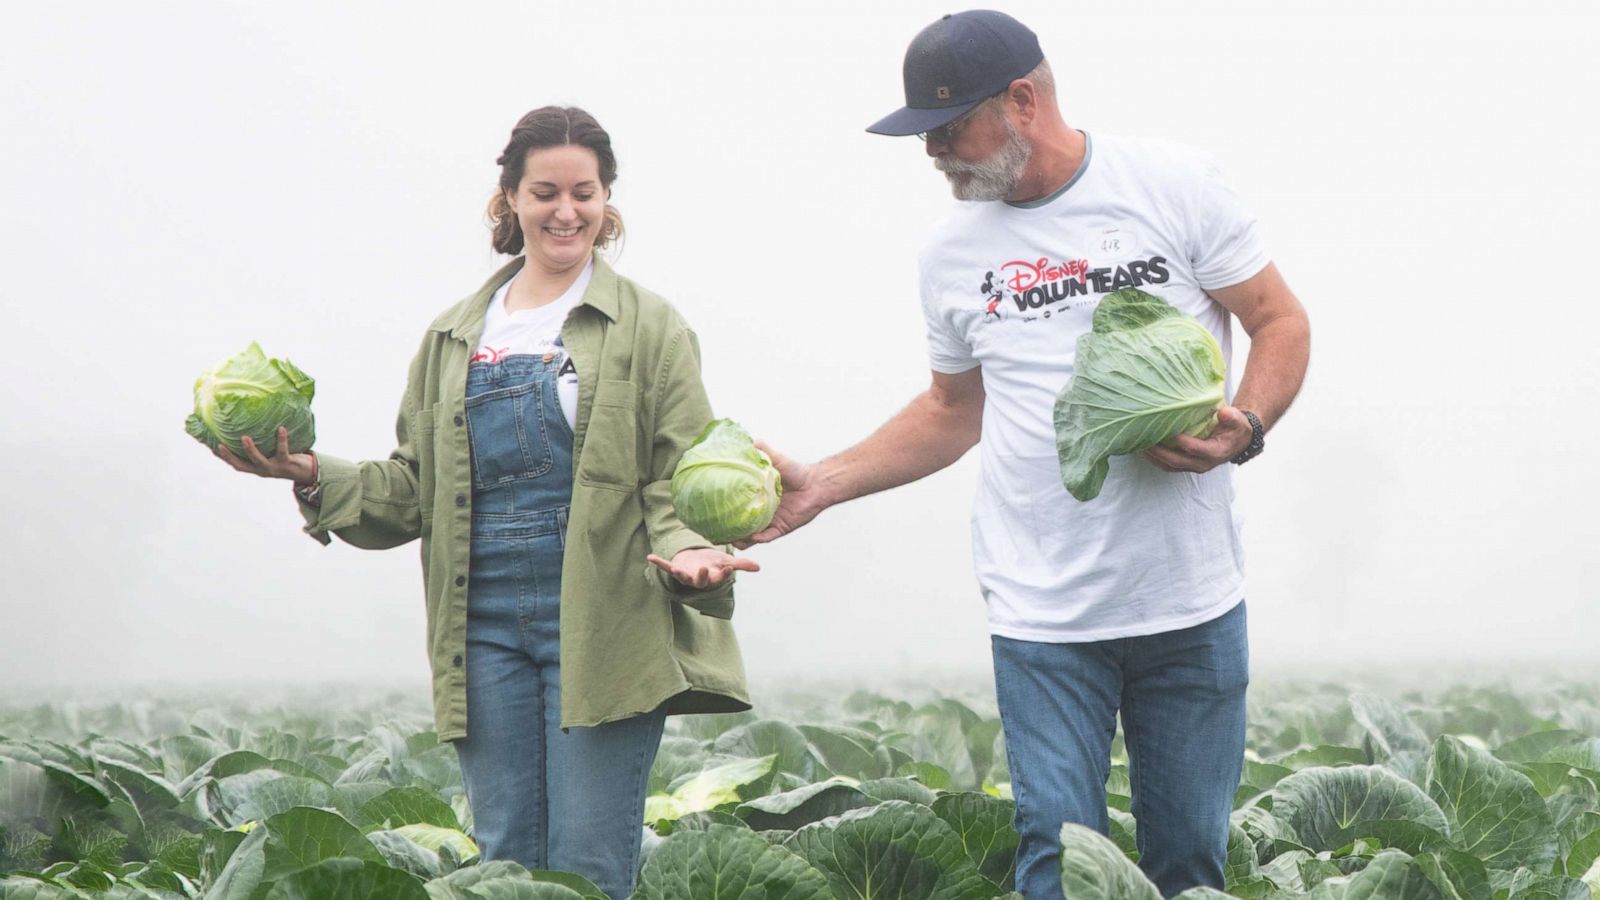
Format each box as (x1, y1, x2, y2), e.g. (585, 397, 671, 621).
(214, 425, 317, 483)
(646, 548, 760, 590)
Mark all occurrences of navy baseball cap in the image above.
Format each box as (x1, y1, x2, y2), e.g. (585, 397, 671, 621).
(867, 10, 1044, 137)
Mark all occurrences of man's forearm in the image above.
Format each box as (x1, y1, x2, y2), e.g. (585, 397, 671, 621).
(1207, 263, 1310, 434)
(814, 382, 983, 507)
(1232, 311, 1310, 432)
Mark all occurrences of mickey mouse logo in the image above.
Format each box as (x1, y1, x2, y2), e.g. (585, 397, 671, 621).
(979, 271, 1006, 322)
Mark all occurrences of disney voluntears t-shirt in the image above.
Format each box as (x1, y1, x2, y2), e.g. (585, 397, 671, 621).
(919, 132, 1269, 642)
(472, 260, 591, 430)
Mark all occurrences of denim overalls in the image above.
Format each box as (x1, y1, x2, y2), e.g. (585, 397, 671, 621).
(452, 351, 667, 900)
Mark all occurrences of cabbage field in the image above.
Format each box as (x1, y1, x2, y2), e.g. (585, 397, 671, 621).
(5, 680, 1600, 899)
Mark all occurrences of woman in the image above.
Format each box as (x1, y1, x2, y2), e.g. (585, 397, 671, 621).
(215, 106, 755, 899)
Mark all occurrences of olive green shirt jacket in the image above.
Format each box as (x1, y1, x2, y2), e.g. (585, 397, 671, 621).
(298, 254, 750, 738)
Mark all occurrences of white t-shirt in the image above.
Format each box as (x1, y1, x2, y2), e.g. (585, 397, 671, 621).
(472, 260, 591, 430)
(919, 132, 1269, 642)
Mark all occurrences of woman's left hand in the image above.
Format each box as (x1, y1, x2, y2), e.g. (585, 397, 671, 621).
(646, 548, 760, 590)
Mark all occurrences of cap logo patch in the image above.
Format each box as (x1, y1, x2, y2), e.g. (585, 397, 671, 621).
(936, 86, 950, 99)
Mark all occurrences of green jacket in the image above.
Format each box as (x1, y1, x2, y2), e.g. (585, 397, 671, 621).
(298, 254, 750, 737)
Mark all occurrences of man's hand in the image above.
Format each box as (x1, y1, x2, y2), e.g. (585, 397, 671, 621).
(646, 548, 760, 590)
(734, 368, 983, 548)
(1142, 406, 1253, 474)
(736, 441, 824, 548)
(214, 425, 316, 482)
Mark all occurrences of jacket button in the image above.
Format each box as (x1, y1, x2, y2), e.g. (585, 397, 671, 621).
(455, 494, 466, 507)
(452, 655, 463, 667)
(454, 414, 464, 426)
(454, 575, 465, 587)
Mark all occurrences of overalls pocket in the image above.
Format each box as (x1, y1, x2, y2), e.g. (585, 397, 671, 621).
(466, 378, 555, 489)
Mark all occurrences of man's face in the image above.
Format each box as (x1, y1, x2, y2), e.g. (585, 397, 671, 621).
(925, 102, 1032, 202)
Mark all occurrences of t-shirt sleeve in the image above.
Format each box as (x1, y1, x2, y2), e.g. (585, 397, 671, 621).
(919, 258, 979, 373)
(1185, 153, 1270, 291)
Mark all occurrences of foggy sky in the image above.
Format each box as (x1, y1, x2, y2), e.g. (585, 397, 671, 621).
(2, 0, 1596, 696)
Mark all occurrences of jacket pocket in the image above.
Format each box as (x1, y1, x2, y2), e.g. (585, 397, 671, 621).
(411, 407, 437, 522)
(579, 379, 639, 491)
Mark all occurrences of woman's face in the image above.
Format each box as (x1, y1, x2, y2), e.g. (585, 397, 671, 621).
(508, 144, 608, 274)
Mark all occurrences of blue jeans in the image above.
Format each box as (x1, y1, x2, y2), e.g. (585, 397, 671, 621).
(993, 601, 1248, 899)
(455, 354, 667, 900)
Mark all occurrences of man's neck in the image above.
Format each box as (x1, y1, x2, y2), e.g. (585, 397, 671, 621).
(1006, 124, 1087, 204)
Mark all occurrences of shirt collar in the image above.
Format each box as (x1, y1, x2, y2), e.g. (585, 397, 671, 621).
(440, 252, 621, 341)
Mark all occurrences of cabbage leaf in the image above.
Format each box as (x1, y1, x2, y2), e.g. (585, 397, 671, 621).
(1053, 288, 1225, 501)
(671, 419, 782, 544)
(185, 342, 316, 456)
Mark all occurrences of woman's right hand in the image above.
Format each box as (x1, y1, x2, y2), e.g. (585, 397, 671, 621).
(214, 425, 317, 483)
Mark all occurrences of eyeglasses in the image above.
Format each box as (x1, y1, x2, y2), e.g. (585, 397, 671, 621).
(916, 97, 996, 144)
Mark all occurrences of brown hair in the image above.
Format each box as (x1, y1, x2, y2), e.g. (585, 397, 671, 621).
(486, 106, 625, 255)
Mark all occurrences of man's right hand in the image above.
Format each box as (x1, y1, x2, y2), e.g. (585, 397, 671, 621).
(737, 369, 984, 549)
(737, 441, 825, 548)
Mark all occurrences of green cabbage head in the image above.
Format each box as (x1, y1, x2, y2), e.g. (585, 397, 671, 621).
(1054, 288, 1225, 501)
(185, 342, 316, 456)
(671, 419, 783, 544)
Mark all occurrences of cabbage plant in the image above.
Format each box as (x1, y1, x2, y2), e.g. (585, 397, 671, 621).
(671, 419, 782, 544)
(1053, 288, 1225, 501)
(185, 341, 316, 456)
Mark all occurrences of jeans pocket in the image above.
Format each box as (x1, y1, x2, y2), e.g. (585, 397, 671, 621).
(1201, 601, 1250, 693)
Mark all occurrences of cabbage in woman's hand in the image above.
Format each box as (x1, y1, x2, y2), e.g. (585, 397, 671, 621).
(185, 342, 316, 457)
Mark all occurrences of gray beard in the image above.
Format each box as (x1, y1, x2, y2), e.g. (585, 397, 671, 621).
(936, 119, 1033, 201)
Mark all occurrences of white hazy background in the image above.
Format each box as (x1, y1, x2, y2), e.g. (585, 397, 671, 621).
(2, 0, 1596, 697)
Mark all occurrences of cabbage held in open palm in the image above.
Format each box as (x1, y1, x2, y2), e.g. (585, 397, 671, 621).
(185, 341, 316, 457)
(671, 419, 782, 543)
(1054, 288, 1225, 501)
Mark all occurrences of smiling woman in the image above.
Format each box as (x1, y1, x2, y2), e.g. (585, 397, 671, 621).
(486, 107, 624, 272)
(206, 104, 759, 900)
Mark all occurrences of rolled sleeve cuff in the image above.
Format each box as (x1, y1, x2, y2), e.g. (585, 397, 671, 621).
(298, 453, 362, 544)
(648, 526, 737, 618)
(655, 526, 714, 564)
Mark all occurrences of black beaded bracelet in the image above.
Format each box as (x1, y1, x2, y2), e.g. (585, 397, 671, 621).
(1230, 410, 1265, 465)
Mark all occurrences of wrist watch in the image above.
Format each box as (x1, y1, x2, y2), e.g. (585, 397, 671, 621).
(1230, 410, 1265, 465)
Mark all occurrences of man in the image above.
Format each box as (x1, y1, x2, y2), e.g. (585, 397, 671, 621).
(741, 10, 1310, 899)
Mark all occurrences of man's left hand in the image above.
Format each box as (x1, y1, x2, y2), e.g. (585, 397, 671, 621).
(647, 548, 760, 590)
(1142, 406, 1253, 474)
